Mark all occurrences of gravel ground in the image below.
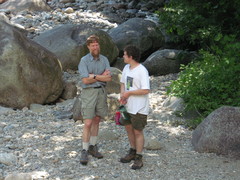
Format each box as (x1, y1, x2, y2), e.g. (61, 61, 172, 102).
(1, 73, 240, 180)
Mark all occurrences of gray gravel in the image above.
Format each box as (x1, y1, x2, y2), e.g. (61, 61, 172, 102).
(1, 73, 240, 180)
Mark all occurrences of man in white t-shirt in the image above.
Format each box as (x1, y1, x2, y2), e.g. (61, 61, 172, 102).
(119, 45, 150, 170)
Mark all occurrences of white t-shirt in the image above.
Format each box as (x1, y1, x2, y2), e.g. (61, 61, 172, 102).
(120, 64, 150, 115)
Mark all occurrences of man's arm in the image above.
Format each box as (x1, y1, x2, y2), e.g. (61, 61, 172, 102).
(122, 89, 150, 99)
(120, 83, 150, 104)
(81, 74, 97, 84)
(120, 83, 127, 104)
(82, 69, 112, 84)
(95, 69, 112, 82)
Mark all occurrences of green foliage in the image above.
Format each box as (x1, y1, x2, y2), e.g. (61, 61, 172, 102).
(158, 0, 240, 127)
(158, 0, 240, 49)
(185, 117, 203, 130)
(168, 35, 240, 126)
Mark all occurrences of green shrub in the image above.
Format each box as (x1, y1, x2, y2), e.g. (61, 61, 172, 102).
(158, 0, 240, 50)
(167, 35, 240, 127)
(159, 0, 240, 128)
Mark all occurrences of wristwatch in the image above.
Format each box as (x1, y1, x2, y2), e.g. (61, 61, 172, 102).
(93, 74, 96, 79)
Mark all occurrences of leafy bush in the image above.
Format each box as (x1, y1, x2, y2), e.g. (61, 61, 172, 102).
(167, 35, 240, 127)
(158, 0, 240, 50)
(158, 0, 240, 128)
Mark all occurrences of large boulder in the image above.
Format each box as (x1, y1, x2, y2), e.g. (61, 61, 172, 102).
(143, 49, 196, 76)
(106, 67, 121, 94)
(192, 106, 240, 158)
(72, 96, 82, 122)
(0, 20, 63, 109)
(109, 17, 164, 60)
(0, 0, 51, 13)
(33, 24, 119, 71)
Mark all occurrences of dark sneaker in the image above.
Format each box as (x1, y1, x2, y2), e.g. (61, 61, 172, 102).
(131, 154, 143, 170)
(88, 145, 103, 159)
(120, 148, 136, 163)
(80, 149, 88, 165)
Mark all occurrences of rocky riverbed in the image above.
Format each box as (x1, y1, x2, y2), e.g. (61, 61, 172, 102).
(1, 73, 240, 180)
(1, 0, 240, 179)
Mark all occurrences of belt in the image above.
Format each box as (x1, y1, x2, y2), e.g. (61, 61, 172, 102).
(94, 86, 102, 89)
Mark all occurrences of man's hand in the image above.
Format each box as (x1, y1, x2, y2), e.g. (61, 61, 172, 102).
(120, 91, 130, 105)
(89, 74, 95, 78)
(119, 96, 127, 105)
(102, 69, 111, 76)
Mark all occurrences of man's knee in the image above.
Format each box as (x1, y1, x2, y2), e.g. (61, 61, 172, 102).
(84, 119, 93, 129)
(93, 116, 101, 123)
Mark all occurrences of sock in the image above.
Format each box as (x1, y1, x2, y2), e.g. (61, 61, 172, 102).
(89, 136, 98, 146)
(82, 142, 89, 150)
(136, 152, 142, 155)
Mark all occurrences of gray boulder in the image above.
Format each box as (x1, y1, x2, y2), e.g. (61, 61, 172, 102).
(0, 0, 51, 13)
(112, 57, 125, 71)
(106, 67, 121, 94)
(60, 81, 77, 100)
(143, 49, 196, 76)
(72, 96, 82, 122)
(144, 137, 163, 150)
(0, 20, 63, 109)
(192, 106, 240, 158)
(163, 96, 185, 112)
(33, 24, 119, 71)
(106, 94, 120, 121)
(109, 18, 164, 59)
(0, 153, 17, 166)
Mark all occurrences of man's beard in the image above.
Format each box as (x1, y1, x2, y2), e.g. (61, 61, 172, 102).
(91, 50, 100, 59)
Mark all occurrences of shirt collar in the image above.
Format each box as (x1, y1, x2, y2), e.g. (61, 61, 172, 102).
(89, 53, 100, 61)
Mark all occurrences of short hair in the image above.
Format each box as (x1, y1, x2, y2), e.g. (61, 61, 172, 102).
(86, 35, 100, 46)
(123, 45, 141, 62)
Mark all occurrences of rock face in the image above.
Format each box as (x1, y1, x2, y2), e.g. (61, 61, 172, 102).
(106, 67, 121, 94)
(143, 49, 195, 76)
(0, 0, 51, 13)
(34, 24, 119, 71)
(192, 106, 240, 158)
(0, 20, 63, 109)
(109, 18, 164, 59)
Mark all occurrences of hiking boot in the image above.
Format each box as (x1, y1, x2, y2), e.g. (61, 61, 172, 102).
(80, 149, 88, 165)
(88, 145, 103, 159)
(120, 148, 136, 163)
(131, 154, 143, 170)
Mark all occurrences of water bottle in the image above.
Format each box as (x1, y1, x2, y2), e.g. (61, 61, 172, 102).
(119, 105, 130, 121)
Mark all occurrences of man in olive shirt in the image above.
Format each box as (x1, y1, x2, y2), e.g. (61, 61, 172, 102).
(78, 35, 112, 165)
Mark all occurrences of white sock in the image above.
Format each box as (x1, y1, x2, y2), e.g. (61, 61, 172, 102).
(82, 142, 89, 150)
(89, 136, 98, 146)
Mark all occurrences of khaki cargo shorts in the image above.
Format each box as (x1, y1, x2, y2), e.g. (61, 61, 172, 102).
(81, 87, 108, 120)
(123, 113, 147, 130)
